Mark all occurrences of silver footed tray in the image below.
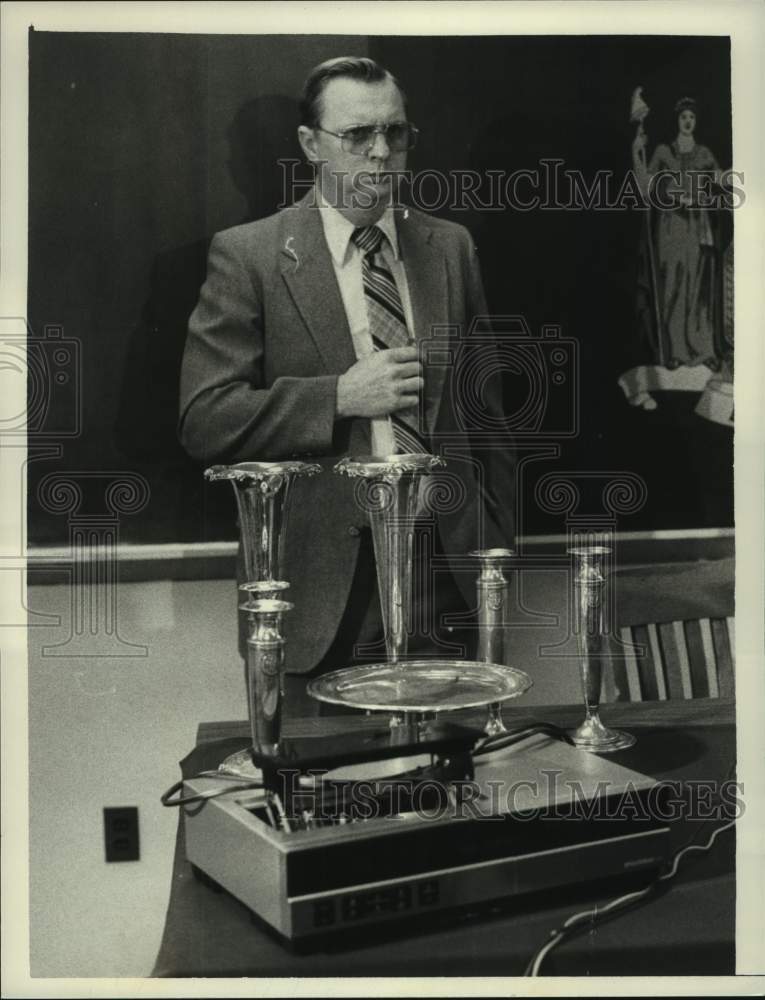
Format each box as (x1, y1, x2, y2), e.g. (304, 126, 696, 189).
(306, 660, 532, 714)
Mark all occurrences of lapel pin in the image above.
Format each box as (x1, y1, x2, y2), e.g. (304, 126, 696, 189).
(284, 236, 300, 271)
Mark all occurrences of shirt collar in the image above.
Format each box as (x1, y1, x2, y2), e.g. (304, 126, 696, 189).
(316, 185, 400, 265)
(375, 208, 400, 260)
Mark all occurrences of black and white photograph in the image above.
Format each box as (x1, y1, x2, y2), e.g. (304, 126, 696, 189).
(1, 1, 763, 994)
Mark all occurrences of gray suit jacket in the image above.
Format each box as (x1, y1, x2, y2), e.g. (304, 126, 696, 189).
(180, 193, 515, 673)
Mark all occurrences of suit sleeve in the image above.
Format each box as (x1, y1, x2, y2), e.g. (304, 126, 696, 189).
(178, 233, 339, 464)
(462, 233, 517, 547)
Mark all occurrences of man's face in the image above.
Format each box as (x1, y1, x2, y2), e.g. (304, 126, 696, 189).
(299, 75, 408, 225)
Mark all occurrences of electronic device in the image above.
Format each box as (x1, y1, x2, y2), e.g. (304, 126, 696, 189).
(183, 727, 670, 941)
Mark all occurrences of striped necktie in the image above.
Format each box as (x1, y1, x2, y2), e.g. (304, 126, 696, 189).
(352, 225, 429, 454)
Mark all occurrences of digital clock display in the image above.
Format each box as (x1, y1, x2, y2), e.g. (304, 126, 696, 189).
(312, 880, 440, 927)
(342, 884, 412, 921)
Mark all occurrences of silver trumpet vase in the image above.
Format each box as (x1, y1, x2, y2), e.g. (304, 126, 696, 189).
(335, 453, 445, 726)
(471, 548, 516, 736)
(204, 460, 321, 587)
(568, 545, 635, 752)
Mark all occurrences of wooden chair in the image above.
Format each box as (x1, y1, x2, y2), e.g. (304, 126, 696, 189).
(603, 558, 735, 702)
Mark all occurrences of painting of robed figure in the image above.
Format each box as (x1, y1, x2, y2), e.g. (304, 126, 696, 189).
(619, 92, 733, 426)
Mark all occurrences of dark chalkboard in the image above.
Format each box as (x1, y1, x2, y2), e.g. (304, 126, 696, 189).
(27, 31, 733, 546)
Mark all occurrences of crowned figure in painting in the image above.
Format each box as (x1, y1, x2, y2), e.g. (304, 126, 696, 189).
(620, 91, 733, 425)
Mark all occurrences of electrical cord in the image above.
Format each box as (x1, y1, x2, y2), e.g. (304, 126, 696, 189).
(522, 815, 736, 976)
(160, 771, 263, 808)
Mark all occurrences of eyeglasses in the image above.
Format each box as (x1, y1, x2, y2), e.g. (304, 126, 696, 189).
(316, 122, 419, 155)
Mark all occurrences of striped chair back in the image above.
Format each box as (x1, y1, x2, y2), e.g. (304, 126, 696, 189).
(603, 557, 735, 703)
(605, 617, 735, 702)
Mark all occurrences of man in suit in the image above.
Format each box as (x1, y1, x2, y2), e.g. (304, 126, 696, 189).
(179, 56, 515, 715)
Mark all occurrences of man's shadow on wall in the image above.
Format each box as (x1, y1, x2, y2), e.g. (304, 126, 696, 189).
(114, 95, 312, 542)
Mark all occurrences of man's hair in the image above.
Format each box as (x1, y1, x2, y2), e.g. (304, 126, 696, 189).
(299, 56, 406, 128)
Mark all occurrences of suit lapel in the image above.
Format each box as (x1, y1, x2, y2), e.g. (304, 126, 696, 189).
(279, 196, 357, 375)
(396, 208, 450, 435)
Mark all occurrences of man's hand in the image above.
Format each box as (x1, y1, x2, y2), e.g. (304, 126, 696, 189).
(336, 346, 423, 419)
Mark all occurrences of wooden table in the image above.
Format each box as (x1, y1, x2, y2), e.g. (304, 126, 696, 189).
(152, 698, 736, 978)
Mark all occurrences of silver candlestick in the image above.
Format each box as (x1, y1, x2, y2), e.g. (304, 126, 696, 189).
(568, 545, 635, 752)
(240, 596, 294, 757)
(471, 548, 516, 735)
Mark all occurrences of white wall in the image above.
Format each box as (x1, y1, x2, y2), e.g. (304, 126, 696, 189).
(27, 578, 245, 977)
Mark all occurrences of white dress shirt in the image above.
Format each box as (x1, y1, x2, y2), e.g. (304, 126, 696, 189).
(317, 190, 415, 457)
